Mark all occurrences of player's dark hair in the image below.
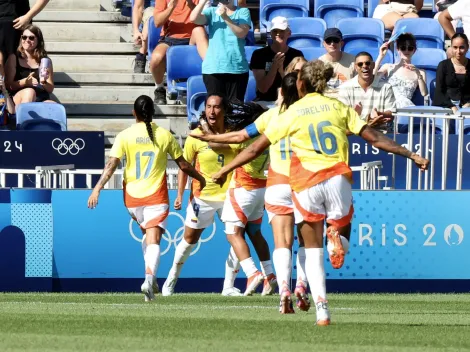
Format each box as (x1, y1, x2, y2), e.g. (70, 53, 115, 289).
(134, 95, 155, 145)
(224, 100, 268, 131)
(299, 60, 334, 95)
(280, 72, 300, 113)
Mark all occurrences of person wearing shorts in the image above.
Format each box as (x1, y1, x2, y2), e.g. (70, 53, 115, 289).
(88, 95, 205, 302)
(372, 0, 422, 31)
(162, 94, 243, 296)
(212, 60, 429, 325)
(150, 0, 208, 104)
(132, 0, 155, 73)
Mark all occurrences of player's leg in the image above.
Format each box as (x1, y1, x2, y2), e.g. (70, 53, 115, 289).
(162, 197, 213, 296)
(294, 226, 311, 312)
(222, 245, 242, 296)
(149, 41, 169, 104)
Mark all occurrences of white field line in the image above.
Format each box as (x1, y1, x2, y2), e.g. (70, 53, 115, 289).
(0, 301, 363, 311)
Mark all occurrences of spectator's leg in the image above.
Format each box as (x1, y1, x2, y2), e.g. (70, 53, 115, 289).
(13, 88, 36, 105)
(190, 26, 208, 60)
(203, 74, 225, 98)
(141, 20, 150, 56)
(403, 12, 419, 19)
(226, 72, 249, 102)
(380, 12, 403, 31)
(150, 42, 169, 105)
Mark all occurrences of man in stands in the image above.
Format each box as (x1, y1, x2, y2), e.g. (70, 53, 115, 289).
(150, 0, 208, 105)
(250, 16, 304, 104)
(319, 28, 356, 99)
(339, 52, 396, 133)
(132, 0, 155, 73)
(438, 0, 470, 38)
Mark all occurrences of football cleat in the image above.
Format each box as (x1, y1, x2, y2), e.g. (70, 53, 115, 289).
(221, 287, 243, 296)
(326, 226, 345, 269)
(315, 298, 331, 326)
(294, 282, 311, 312)
(141, 279, 156, 302)
(279, 288, 295, 314)
(244, 271, 264, 296)
(161, 277, 177, 297)
(261, 274, 278, 296)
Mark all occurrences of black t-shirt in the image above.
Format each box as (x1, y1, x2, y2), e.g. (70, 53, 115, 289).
(249, 46, 304, 101)
(0, 0, 16, 22)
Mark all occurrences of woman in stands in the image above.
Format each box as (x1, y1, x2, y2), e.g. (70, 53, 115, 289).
(5, 25, 55, 105)
(373, 0, 423, 31)
(374, 33, 427, 108)
(192, 72, 311, 314)
(87, 95, 206, 302)
(210, 61, 429, 325)
(190, 0, 251, 102)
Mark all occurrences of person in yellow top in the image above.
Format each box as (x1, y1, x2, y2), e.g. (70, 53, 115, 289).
(87, 95, 205, 302)
(211, 61, 429, 326)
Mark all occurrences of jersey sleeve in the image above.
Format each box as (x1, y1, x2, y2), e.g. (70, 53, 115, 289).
(166, 132, 184, 160)
(345, 105, 367, 135)
(263, 110, 292, 145)
(183, 136, 198, 164)
(109, 132, 125, 159)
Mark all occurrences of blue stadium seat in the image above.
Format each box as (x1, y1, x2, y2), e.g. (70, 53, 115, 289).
(260, 0, 309, 31)
(16, 103, 67, 131)
(347, 47, 394, 65)
(147, 16, 162, 60)
(367, 0, 379, 18)
(411, 48, 446, 106)
(314, 0, 364, 28)
(336, 18, 384, 52)
(187, 75, 207, 127)
(166, 45, 203, 99)
(394, 19, 445, 50)
(246, 22, 256, 46)
(286, 17, 327, 49)
(301, 47, 327, 61)
(244, 75, 257, 102)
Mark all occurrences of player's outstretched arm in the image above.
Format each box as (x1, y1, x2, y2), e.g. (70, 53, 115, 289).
(212, 134, 271, 186)
(175, 156, 206, 205)
(189, 129, 250, 144)
(87, 157, 120, 209)
(359, 126, 429, 170)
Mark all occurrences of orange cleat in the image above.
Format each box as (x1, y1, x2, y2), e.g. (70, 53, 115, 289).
(244, 271, 264, 296)
(294, 282, 310, 312)
(279, 288, 295, 314)
(326, 226, 345, 269)
(261, 274, 278, 296)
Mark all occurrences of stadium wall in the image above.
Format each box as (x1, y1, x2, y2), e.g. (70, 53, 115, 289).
(1, 188, 469, 293)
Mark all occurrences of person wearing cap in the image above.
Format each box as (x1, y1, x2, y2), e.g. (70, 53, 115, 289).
(249, 16, 304, 103)
(318, 28, 356, 99)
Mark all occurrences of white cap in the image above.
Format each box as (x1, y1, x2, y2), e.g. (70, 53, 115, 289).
(270, 16, 289, 31)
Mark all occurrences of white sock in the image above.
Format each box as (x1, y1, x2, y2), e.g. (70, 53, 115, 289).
(240, 257, 258, 278)
(260, 260, 273, 277)
(273, 248, 291, 292)
(144, 244, 160, 277)
(305, 248, 327, 304)
(155, 82, 164, 88)
(168, 239, 194, 279)
(223, 246, 240, 289)
(296, 247, 308, 285)
(326, 235, 350, 254)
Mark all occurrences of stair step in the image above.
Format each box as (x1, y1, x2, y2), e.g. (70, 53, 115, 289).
(47, 42, 137, 54)
(50, 54, 134, 72)
(30, 0, 102, 11)
(62, 102, 186, 116)
(52, 86, 163, 103)
(39, 23, 132, 42)
(54, 72, 154, 85)
(35, 10, 130, 23)
(67, 117, 171, 133)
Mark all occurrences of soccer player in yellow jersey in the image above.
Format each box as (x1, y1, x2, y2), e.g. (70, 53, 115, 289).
(211, 61, 429, 325)
(87, 95, 206, 302)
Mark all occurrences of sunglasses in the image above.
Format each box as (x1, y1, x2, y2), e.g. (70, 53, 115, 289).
(357, 61, 372, 68)
(325, 38, 340, 45)
(21, 35, 36, 41)
(399, 45, 415, 52)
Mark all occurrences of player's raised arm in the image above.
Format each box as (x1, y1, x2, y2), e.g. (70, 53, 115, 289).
(190, 129, 250, 144)
(87, 157, 120, 209)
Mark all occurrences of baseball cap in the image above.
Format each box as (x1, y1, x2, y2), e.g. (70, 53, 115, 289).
(270, 16, 289, 31)
(324, 28, 343, 41)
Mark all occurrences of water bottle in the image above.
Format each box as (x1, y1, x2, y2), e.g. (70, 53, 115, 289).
(39, 58, 52, 82)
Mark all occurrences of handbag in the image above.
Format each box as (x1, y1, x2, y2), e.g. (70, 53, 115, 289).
(436, 0, 458, 11)
(390, 2, 418, 15)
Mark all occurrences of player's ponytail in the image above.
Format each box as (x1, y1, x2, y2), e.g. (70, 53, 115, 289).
(299, 60, 334, 95)
(279, 72, 300, 113)
(134, 95, 156, 145)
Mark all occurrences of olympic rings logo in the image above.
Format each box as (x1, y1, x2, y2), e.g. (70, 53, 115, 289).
(129, 212, 217, 256)
(51, 138, 85, 156)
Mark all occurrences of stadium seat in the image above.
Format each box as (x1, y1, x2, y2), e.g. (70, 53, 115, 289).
(260, 0, 309, 31)
(245, 46, 260, 66)
(187, 75, 207, 127)
(367, 0, 379, 17)
(336, 18, 385, 52)
(394, 19, 445, 50)
(16, 103, 67, 131)
(286, 17, 327, 49)
(246, 22, 256, 46)
(147, 16, 162, 60)
(314, 0, 364, 28)
(411, 48, 446, 106)
(301, 47, 327, 61)
(166, 46, 203, 99)
(347, 47, 394, 65)
(244, 75, 257, 103)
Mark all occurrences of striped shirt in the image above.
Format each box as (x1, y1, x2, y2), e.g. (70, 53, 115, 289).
(338, 75, 396, 133)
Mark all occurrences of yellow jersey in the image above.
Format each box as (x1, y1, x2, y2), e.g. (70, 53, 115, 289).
(263, 93, 367, 193)
(109, 122, 183, 207)
(184, 129, 241, 202)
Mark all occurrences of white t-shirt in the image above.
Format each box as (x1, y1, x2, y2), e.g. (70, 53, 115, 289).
(448, 0, 470, 35)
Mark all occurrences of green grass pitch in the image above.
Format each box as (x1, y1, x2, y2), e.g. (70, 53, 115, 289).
(1, 293, 470, 351)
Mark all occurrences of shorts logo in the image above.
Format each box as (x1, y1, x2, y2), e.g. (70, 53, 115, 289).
(129, 212, 216, 256)
(191, 217, 198, 223)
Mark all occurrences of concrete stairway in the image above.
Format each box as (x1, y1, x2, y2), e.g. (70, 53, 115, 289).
(31, 0, 188, 139)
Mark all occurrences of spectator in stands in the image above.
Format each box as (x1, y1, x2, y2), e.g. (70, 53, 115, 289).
(285, 56, 307, 73)
(191, 0, 251, 102)
(339, 52, 396, 133)
(250, 17, 304, 103)
(150, 0, 208, 105)
(318, 28, 355, 98)
(433, 33, 470, 113)
(374, 34, 427, 108)
(373, 0, 422, 31)
(0, 0, 49, 77)
(132, 0, 154, 73)
(5, 25, 55, 105)
(0, 74, 15, 115)
(438, 0, 470, 39)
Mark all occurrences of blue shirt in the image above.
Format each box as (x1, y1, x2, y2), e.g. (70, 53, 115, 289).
(202, 6, 251, 75)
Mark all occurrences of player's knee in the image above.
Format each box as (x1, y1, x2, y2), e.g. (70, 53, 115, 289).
(225, 222, 244, 236)
(246, 222, 261, 236)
